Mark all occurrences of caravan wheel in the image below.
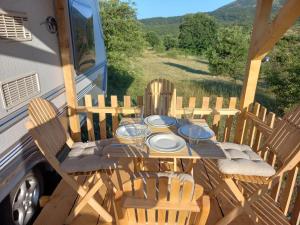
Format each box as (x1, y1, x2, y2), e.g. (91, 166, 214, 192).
(0, 170, 44, 225)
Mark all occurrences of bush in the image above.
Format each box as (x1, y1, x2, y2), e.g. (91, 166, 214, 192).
(100, 0, 145, 67)
(145, 31, 161, 48)
(178, 13, 217, 55)
(206, 26, 249, 81)
(163, 35, 178, 50)
(262, 35, 300, 114)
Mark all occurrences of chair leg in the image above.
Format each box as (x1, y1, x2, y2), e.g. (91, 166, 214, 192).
(223, 178, 245, 203)
(65, 178, 112, 224)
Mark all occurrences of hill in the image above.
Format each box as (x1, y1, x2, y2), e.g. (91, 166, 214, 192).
(210, 0, 285, 24)
(140, 0, 285, 36)
(140, 16, 184, 37)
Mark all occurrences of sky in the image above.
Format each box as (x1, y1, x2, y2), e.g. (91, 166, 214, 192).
(133, 0, 235, 19)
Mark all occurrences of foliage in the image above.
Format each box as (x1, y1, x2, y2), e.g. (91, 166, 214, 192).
(100, 0, 144, 67)
(139, 0, 288, 40)
(140, 16, 183, 37)
(144, 31, 161, 48)
(178, 13, 217, 55)
(163, 35, 178, 50)
(262, 35, 300, 114)
(206, 26, 249, 81)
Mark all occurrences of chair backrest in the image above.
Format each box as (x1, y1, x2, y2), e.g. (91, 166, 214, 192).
(144, 79, 176, 116)
(121, 173, 210, 225)
(266, 105, 300, 173)
(26, 98, 68, 158)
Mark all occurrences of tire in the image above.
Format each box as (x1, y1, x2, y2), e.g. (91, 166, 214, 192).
(0, 169, 44, 225)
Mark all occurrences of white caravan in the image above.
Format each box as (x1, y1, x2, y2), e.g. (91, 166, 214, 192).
(0, 0, 107, 224)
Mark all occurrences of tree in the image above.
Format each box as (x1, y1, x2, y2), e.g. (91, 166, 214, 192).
(206, 26, 249, 81)
(163, 35, 178, 50)
(178, 13, 217, 55)
(100, 0, 145, 66)
(262, 35, 300, 114)
(145, 31, 161, 48)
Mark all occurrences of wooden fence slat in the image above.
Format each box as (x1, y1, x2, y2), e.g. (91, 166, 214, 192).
(84, 95, 95, 141)
(223, 97, 237, 142)
(252, 106, 267, 152)
(212, 97, 223, 136)
(247, 103, 260, 147)
(189, 97, 196, 108)
(242, 103, 254, 145)
(176, 96, 183, 118)
(170, 88, 177, 117)
(262, 112, 276, 159)
(98, 95, 107, 139)
(271, 175, 283, 202)
(111, 96, 119, 134)
(279, 166, 299, 215)
(124, 96, 131, 116)
(201, 97, 210, 119)
(291, 185, 300, 225)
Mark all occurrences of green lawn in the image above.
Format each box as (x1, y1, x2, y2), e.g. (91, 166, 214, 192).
(108, 50, 276, 111)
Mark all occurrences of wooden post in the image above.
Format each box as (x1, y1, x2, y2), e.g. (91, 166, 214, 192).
(55, 0, 81, 141)
(236, 0, 300, 143)
(235, 0, 273, 143)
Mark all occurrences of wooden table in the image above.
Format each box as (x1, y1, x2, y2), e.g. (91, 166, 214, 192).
(102, 117, 227, 172)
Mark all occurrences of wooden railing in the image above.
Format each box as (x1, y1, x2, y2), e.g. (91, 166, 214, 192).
(239, 102, 300, 225)
(74, 95, 240, 142)
(73, 95, 299, 225)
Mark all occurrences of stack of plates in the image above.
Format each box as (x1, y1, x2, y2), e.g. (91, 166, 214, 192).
(144, 115, 177, 128)
(146, 133, 186, 153)
(178, 124, 215, 140)
(116, 124, 151, 140)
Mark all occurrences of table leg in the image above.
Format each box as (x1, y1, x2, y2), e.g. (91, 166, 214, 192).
(174, 158, 177, 172)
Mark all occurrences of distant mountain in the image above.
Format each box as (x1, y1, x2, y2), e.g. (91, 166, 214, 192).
(210, 0, 285, 24)
(140, 0, 286, 36)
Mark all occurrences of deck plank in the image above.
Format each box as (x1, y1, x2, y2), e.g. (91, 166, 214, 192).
(33, 177, 84, 225)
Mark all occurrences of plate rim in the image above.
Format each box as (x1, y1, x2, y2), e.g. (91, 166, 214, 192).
(146, 133, 186, 152)
(116, 124, 151, 139)
(178, 124, 214, 140)
(144, 115, 177, 127)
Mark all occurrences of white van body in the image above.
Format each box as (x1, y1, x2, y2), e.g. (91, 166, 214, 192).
(0, 0, 107, 224)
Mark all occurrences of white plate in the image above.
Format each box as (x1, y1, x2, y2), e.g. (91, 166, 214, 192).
(178, 124, 215, 140)
(116, 124, 151, 139)
(146, 134, 186, 152)
(144, 115, 177, 127)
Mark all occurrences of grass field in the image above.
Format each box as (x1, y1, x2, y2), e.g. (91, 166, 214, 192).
(108, 50, 276, 111)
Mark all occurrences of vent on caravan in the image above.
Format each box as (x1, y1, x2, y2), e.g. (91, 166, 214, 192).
(0, 11, 32, 41)
(0, 73, 40, 109)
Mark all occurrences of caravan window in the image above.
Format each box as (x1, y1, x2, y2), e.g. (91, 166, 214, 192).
(69, 0, 96, 74)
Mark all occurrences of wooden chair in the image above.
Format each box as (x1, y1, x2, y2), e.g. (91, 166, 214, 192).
(114, 172, 210, 225)
(212, 105, 300, 225)
(144, 78, 176, 116)
(25, 98, 116, 224)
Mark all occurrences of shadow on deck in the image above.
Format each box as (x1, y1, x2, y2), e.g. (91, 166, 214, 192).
(33, 159, 254, 225)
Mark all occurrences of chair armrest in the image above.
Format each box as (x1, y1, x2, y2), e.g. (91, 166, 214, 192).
(195, 195, 210, 225)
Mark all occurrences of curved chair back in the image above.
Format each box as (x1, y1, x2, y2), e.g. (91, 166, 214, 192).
(144, 79, 176, 116)
(27, 98, 67, 157)
(120, 173, 210, 225)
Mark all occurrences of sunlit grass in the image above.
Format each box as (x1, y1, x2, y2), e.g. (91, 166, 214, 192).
(108, 50, 276, 112)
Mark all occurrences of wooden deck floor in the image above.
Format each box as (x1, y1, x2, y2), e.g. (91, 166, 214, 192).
(33, 159, 255, 225)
